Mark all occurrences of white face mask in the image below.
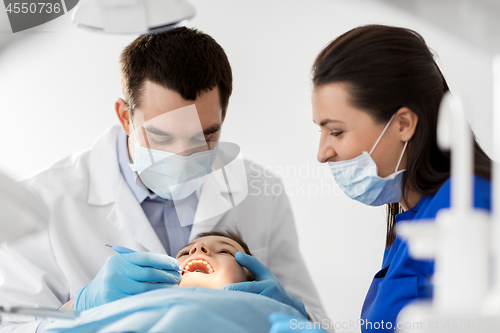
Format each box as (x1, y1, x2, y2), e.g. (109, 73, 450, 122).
(328, 114, 408, 206)
(128, 120, 218, 201)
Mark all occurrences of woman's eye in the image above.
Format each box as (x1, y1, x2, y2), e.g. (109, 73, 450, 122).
(330, 131, 343, 137)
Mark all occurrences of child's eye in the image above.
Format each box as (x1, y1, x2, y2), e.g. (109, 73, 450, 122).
(219, 248, 235, 257)
(177, 251, 189, 257)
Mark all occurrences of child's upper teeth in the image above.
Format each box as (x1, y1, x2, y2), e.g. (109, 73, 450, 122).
(183, 259, 214, 273)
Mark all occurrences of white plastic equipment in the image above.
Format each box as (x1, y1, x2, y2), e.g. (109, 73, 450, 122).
(396, 57, 500, 332)
(72, 0, 196, 35)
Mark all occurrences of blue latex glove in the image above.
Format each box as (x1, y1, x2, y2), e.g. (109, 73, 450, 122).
(75, 252, 181, 311)
(269, 313, 326, 332)
(219, 252, 308, 318)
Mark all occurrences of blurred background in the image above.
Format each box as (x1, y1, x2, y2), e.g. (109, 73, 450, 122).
(0, 0, 498, 331)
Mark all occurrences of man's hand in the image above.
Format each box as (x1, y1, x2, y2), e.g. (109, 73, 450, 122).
(219, 252, 308, 318)
(75, 252, 181, 311)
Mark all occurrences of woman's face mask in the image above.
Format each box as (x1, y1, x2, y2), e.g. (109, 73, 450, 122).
(312, 83, 408, 206)
(328, 114, 408, 206)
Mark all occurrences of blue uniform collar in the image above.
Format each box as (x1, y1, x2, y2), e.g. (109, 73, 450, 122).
(395, 195, 426, 223)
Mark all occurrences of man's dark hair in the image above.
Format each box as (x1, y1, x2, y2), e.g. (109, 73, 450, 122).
(120, 27, 233, 119)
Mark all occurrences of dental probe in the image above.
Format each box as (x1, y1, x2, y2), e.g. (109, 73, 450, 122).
(0, 306, 80, 320)
(104, 244, 191, 273)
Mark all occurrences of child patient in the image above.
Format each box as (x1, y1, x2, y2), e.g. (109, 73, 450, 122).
(175, 229, 254, 289)
(47, 230, 306, 333)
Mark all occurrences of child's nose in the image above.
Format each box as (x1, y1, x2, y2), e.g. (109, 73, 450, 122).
(189, 242, 210, 255)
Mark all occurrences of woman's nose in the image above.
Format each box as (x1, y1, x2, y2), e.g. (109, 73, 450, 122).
(189, 242, 210, 255)
(317, 135, 336, 163)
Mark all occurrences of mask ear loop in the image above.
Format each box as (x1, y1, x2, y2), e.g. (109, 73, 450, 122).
(369, 114, 397, 156)
(395, 141, 408, 172)
(129, 117, 138, 145)
(128, 111, 156, 164)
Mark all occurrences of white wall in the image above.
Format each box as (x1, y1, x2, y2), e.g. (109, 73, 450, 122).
(0, 1, 494, 332)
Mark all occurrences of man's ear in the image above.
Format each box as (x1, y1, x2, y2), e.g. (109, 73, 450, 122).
(115, 98, 132, 135)
(395, 107, 418, 142)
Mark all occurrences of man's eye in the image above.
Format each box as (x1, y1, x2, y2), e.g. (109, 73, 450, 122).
(149, 137, 173, 145)
(192, 134, 212, 143)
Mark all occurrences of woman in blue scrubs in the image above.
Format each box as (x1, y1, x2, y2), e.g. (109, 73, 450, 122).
(269, 24, 492, 333)
(250, 25, 491, 333)
(311, 25, 492, 332)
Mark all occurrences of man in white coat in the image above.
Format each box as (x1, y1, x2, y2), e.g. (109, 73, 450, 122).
(0, 28, 329, 332)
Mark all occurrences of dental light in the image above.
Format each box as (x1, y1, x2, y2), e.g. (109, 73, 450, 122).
(72, 0, 196, 35)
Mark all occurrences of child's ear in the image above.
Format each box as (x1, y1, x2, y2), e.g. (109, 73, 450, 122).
(245, 267, 254, 281)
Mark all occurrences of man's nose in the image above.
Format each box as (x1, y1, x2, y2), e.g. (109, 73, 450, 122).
(170, 141, 209, 156)
(189, 242, 210, 255)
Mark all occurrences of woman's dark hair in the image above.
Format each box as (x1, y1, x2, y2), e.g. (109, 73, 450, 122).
(312, 25, 491, 246)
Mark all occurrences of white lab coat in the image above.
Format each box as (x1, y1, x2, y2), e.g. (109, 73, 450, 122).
(0, 126, 329, 332)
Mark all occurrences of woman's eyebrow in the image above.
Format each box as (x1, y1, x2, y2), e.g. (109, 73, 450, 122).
(319, 119, 345, 126)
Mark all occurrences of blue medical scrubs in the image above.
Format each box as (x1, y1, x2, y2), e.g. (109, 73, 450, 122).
(360, 175, 491, 332)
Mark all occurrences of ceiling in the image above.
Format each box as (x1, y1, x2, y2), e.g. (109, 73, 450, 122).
(376, 0, 500, 54)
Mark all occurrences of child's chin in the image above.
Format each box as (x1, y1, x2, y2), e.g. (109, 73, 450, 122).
(178, 274, 218, 289)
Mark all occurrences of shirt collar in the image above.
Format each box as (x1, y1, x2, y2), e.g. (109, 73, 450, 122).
(116, 129, 202, 203)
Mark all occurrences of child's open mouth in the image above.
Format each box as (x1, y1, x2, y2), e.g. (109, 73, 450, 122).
(182, 259, 214, 275)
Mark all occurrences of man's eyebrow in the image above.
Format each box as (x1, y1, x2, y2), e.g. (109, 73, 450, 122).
(143, 125, 170, 136)
(202, 123, 222, 136)
(142, 123, 222, 137)
(315, 119, 345, 127)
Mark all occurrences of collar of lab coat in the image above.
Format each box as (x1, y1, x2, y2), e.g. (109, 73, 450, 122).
(87, 126, 245, 246)
(88, 126, 122, 206)
(188, 145, 246, 240)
